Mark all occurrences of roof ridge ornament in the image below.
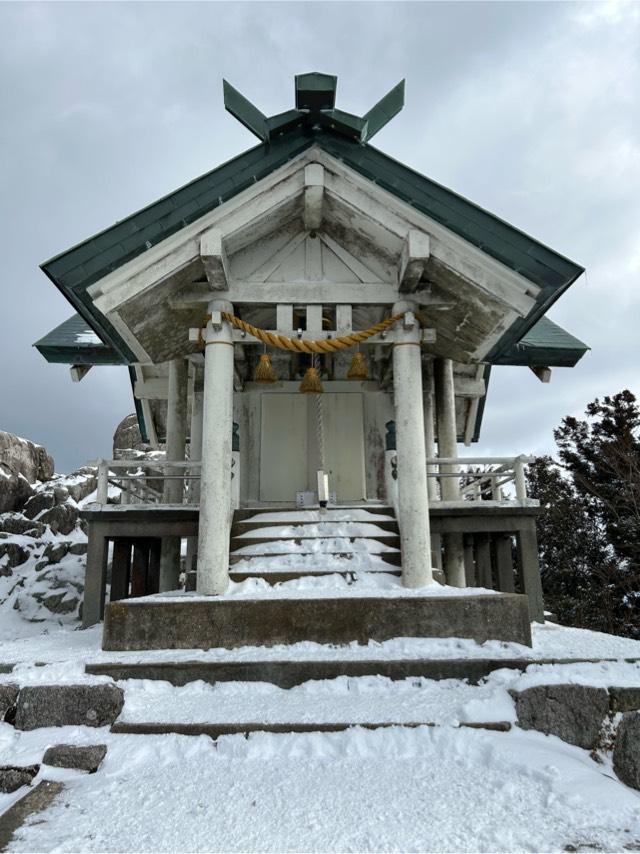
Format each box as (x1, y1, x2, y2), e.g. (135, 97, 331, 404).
(223, 73, 405, 145)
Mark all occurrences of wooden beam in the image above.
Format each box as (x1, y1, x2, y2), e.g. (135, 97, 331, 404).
(200, 228, 229, 290)
(454, 377, 486, 398)
(398, 229, 430, 292)
(529, 365, 552, 383)
(172, 282, 451, 307)
(189, 323, 435, 347)
(134, 378, 169, 400)
(303, 163, 324, 231)
(69, 364, 92, 383)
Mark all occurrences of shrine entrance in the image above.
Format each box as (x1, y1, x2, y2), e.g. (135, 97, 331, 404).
(259, 391, 366, 504)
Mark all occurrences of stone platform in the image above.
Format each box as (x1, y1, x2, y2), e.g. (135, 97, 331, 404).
(101, 592, 532, 651)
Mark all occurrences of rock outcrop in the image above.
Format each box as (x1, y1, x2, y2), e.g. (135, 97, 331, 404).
(0, 463, 34, 514)
(113, 413, 146, 455)
(0, 431, 55, 513)
(0, 432, 54, 484)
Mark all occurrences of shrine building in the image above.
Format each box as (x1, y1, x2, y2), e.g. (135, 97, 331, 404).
(34, 74, 588, 650)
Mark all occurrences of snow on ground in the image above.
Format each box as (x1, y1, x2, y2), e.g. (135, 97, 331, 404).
(3, 726, 640, 853)
(119, 674, 517, 726)
(2, 622, 640, 669)
(136, 576, 498, 600)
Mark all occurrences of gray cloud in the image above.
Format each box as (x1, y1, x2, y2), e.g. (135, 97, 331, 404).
(0, 1, 638, 472)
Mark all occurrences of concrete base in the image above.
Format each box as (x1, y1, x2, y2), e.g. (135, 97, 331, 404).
(102, 593, 532, 651)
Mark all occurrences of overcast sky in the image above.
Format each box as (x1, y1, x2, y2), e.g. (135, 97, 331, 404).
(0, 1, 638, 474)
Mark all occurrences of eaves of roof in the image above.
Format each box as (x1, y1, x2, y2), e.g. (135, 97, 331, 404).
(492, 316, 589, 368)
(33, 313, 126, 366)
(39, 126, 584, 365)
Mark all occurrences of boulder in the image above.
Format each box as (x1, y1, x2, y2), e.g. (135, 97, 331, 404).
(22, 492, 55, 520)
(512, 684, 609, 749)
(0, 684, 19, 719)
(0, 542, 31, 575)
(113, 414, 145, 455)
(613, 711, 640, 790)
(42, 541, 71, 564)
(62, 467, 98, 503)
(0, 514, 46, 537)
(38, 503, 79, 536)
(0, 431, 54, 484)
(15, 684, 124, 730)
(40, 591, 80, 615)
(609, 687, 640, 713)
(0, 765, 39, 794)
(42, 744, 107, 773)
(53, 486, 70, 504)
(0, 464, 34, 513)
(68, 542, 87, 556)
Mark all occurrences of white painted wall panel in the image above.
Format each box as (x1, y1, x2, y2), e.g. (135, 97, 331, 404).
(259, 393, 308, 501)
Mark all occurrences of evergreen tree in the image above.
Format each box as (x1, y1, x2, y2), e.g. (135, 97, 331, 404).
(527, 391, 640, 638)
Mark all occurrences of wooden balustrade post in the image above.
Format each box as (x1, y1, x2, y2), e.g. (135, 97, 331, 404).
(159, 358, 189, 591)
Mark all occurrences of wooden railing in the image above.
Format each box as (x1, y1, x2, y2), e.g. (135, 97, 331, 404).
(95, 459, 201, 506)
(426, 455, 535, 503)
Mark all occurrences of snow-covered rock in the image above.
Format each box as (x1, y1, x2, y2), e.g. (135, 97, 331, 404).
(37, 502, 79, 536)
(613, 711, 640, 790)
(0, 764, 39, 793)
(0, 514, 46, 537)
(113, 413, 146, 455)
(0, 541, 30, 575)
(42, 744, 107, 773)
(0, 684, 18, 717)
(0, 430, 54, 485)
(0, 462, 33, 513)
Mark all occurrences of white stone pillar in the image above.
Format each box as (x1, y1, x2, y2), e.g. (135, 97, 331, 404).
(159, 358, 188, 591)
(197, 300, 234, 595)
(185, 378, 204, 582)
(392, 301, 433, 588)
(434, 357, 466, 587)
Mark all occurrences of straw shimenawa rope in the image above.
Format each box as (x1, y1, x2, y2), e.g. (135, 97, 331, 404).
(202, 311, 406, 353)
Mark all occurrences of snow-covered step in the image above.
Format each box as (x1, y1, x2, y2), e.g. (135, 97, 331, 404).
(228, 552, 402, 583)
(235, 507, 395, 522)
(230, 537, 400, 557)
(109, 675, 516, 737)
(233, 522, 397, 539)
(111, 720, 511, 737)
(86, 656, 538, 688)
(227, 504, 402, 586)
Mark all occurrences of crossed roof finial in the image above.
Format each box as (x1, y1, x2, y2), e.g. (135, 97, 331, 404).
(223, 72, 405, 145)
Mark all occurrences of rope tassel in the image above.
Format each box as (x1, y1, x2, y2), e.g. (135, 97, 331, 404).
(253, 353, 278, 384)
(347, 351, 369, 381)
(300, 366, 324, 394)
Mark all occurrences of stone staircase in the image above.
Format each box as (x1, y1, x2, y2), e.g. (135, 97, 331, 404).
(228, 506, 402, 585)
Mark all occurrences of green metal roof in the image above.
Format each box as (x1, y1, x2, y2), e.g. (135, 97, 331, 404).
(33, 313, 125, 365)
(38, 75, 586, 367)
(494, 316, 589, 367)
